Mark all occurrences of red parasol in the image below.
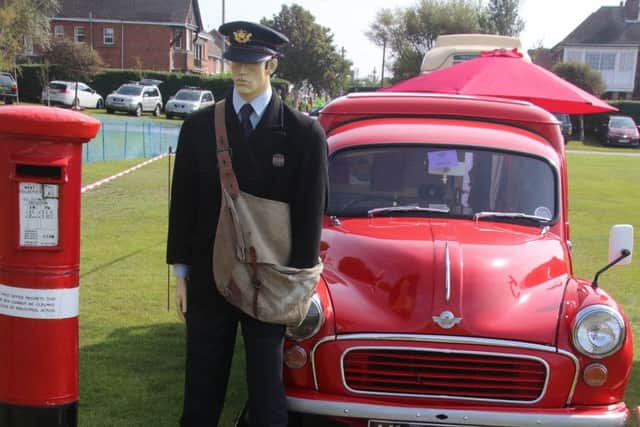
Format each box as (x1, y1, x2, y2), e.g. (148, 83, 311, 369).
(381, 49, 617, 114)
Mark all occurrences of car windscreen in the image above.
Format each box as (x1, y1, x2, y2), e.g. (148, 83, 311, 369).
(328, 145, 557, 221)
(49, 82, 68, 90)
(610, 117, 636, 129)
(116, 85, 143, 95)
(175, 90, 201, 101)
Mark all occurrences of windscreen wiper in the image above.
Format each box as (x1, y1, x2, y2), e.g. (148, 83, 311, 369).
(368, 205, 450, 218)
(473, 211, 551, 226)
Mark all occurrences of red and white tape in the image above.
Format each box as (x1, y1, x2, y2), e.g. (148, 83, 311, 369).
(81, 152, 172, 193)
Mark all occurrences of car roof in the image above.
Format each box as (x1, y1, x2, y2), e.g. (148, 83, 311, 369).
(319, 92, 564, 153)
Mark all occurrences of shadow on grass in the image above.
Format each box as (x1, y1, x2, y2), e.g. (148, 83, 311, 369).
(80, 242, 163, 279)
(79, 323, 247, 427)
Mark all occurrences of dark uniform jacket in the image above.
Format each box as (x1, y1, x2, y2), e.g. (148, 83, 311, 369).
(166, 90, 328, 296)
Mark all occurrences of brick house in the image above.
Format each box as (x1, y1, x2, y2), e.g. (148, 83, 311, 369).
(48, 0, 225, 75)
(555, 0, 640, 99)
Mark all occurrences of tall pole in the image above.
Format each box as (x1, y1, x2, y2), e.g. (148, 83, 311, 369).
(222, 0, 226, 24)
(380, 38, 386, 88)
(221, 0, 226, 73)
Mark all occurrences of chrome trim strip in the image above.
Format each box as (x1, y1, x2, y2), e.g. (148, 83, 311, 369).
(558, 348, 580, 405)
(311, 335, 337, 390)
(335, 333, 558, 353)
(340, 345, 549, 404)
(287, 397, 629, 427)
(444, 242, 451, 303)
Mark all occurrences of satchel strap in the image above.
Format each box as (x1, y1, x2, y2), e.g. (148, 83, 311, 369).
(214, 100, 240, 199)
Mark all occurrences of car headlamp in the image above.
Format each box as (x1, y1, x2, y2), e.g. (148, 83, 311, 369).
(285, 294, 324, 341)
(572, 305, 625, 358)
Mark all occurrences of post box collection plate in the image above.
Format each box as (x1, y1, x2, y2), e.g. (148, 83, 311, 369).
(19, 182, 59, 247)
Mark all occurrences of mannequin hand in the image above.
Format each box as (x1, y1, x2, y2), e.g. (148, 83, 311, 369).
(175, 276, 187, 322)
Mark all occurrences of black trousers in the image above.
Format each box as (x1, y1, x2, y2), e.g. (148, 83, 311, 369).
(180, 270, 287, 427)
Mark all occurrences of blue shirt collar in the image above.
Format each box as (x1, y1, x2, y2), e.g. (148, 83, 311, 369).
(232, 86, 272, 121)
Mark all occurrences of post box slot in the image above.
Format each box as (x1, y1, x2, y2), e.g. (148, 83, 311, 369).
(16, 164, 62, 180)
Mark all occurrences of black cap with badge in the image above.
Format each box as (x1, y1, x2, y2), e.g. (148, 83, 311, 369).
(218, 21, 289, 63)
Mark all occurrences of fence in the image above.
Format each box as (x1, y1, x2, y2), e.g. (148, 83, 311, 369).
(83, 117, 181, 162)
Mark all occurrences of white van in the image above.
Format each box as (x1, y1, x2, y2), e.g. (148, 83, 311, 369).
(420, 34, 531, 73)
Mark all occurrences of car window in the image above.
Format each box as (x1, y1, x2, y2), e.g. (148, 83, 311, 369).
(175, 90, 201, 101)
(328, 146, 557, 220)
(148, 88, 159, 97)
(117, 85, 143, 95)
(49, 82, 67, 90)
(202, 93, 214, 102)
(0, 75, 15, 85)
(610, 117, 636, 129)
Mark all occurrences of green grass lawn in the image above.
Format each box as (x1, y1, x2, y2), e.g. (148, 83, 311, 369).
(78, 151, 640, 426)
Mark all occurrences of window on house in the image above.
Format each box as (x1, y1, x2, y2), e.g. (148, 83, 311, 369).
(585, 52, 616, 71)
(619, 52, 635, 72)
(54, 25, 64, 38)
(565, 50, 582, 63)
(24, 36, 33, 54)
(74, 26, 85, 43)
(174, 28, 183, 49)
(195, 43, 202, 60)
(103, 28, 114, 45)
(186, 29, 191, 51)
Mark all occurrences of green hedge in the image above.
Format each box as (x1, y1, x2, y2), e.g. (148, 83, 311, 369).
(16, 65, 290, 105)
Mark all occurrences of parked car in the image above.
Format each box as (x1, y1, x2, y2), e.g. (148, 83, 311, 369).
(553, 112, 573, 143)
(239, 93, 635, 426)
(0, 72, 17, 104)
(41, 81, 104, 109)
(105, 79, 163, 117)
(164, 87, 214, 119)
(597, 115, 640, 148)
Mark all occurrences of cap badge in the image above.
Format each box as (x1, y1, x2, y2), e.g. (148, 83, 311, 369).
(272, 153, 285, 168)
(233, 30, 252, 44)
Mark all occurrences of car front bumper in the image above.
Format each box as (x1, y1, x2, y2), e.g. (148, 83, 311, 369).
(106, 101, 138, 112)
(287, 392, 629, 427)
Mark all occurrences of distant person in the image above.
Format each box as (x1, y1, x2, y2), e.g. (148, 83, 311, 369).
(166, 21, 328, 427)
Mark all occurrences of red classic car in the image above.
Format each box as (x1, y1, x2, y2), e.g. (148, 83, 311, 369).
(250, 92, 636, 427)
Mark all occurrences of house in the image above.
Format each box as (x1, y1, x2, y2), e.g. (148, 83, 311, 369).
(47, 0, 226, 75)
(556, 0, 640, 99)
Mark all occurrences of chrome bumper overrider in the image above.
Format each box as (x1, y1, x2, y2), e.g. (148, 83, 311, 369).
(287, 397, 629, 427)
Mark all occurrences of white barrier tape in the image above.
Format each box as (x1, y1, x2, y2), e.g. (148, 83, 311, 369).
(81, 152, 172, 193)
(0, 283, 79, 319)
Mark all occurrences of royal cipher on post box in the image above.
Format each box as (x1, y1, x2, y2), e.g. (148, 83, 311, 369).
(0, 106, 100, 427)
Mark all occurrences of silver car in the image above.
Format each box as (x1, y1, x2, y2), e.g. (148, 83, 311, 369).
(105, 79, 163, 117)
(165, 88, 215, 119)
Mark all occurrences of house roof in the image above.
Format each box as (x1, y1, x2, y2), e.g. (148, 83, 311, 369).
(561, 5, 640, 45)
(54, 0, 203, 27)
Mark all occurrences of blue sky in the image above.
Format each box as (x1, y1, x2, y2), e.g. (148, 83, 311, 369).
(199, 0, 622, 78)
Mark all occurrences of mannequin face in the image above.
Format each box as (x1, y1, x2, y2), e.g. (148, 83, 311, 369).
(230, 59, 278, 102)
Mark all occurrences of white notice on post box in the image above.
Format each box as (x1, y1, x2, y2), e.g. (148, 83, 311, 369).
(19, 182, 59, 247)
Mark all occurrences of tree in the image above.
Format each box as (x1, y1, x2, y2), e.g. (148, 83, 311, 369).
(367, 0, 488, 81)
(42, 38, 103, 107)
(44, 38, 103, 82)
(365, 9, 395, 86)
(480, 0, 525, 36)
(552, 61, 606, 141)
(262, 4, 352, 98)
(0, 0, 60, 71)
(552, 62, 606, 96)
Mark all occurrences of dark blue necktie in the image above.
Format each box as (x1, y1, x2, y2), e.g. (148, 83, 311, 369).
(239, 103, 254, 139)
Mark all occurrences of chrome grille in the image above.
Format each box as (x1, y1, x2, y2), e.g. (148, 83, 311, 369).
(343, 348, 547, 402)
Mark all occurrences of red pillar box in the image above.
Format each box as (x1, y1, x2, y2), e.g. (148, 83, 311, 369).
(0, 106, 100, 427)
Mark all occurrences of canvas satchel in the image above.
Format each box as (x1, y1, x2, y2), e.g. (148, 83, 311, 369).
(212, 100, 322, 327)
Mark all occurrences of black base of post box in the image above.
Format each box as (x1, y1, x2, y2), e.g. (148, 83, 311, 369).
(0, 401, 77, 427)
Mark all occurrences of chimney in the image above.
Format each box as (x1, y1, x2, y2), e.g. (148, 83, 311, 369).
(626, 0, 640, 21)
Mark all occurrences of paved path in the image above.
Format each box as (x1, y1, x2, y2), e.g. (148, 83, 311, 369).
(567, 150, 640, 157)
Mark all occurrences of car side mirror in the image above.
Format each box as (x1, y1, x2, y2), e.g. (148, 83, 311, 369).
(609, 224, 633, 266)
(591, 224, 633, 289)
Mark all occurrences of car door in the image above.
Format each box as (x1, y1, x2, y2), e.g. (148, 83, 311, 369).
(142, 88, 153, 111)
(77, 83, 91, 107)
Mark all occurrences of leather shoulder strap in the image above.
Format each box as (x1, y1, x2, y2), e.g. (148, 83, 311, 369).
(214, 100, 240, 198)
